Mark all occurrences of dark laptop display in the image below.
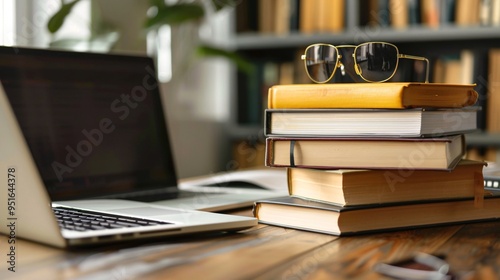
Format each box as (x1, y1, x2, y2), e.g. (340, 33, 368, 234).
(0, 46, 178, 201)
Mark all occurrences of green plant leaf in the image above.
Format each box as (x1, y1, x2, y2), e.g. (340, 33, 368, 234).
(210, 0, 240, 11)
(145, 3, 205, 30)
(47, 0, 81, 33)
(196, 45, 254, 74)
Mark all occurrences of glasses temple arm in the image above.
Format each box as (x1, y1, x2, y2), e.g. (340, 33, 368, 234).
(400, 54, 430, 83)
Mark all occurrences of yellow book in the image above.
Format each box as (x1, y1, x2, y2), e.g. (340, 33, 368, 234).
(267, 83, 478, 109)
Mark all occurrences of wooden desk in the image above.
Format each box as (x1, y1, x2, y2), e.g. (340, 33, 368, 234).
(1, 208, 500, 279)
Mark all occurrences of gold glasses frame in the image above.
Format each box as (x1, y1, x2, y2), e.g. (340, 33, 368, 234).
(301, 42, 430, 84)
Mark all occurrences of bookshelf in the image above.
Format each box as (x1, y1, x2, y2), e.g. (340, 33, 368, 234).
(216, 0, 500, 168)
(233, 26, 500, 50)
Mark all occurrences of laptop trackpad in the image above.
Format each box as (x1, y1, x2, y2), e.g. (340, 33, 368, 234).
(109, 207, 186, 216)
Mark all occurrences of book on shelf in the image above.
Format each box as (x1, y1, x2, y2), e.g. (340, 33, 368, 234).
(287, 159, 485, 207)
(370, 0, 390, 27)
(432, 50, 488, 130)
(494, 0, 500, 26)
(267, 83, 478, 109)
(408, 0, 421, 25)
(421, 0, 440, 27)
(235, 0, 259, 33)
(265, 134, 465, 170)
(317, 0, 345, 32)
(258, 0, 275, 33)
(421, 0, 457, 27)
(252, 189, 500, 236)
(433, 52, 470, 85)
(488, 49, 500, 133)
(362, 0, 497, 28)
(389, 0, 409, 29)
(299, 0, 345, 33)
(439, 58, 463, 84)
(299, 0, 315, 33)
(264, 107, 478, 137)
(237, 0, 500, 35)
(455, 0, 481, 26)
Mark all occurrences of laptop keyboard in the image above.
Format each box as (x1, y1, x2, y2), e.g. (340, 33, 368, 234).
(53, 207, 172, 232)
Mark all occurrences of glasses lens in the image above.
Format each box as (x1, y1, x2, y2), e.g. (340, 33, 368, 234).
(355, 43, 398, 82)
(305, 45, 338, 83)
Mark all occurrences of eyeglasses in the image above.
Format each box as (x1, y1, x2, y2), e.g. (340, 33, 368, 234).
(301, 42, 429, 83)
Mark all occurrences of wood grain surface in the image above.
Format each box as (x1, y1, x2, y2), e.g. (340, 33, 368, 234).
(1, 210, 500, 280)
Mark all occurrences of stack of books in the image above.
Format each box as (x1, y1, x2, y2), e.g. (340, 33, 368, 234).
(253, 82, 500, 236)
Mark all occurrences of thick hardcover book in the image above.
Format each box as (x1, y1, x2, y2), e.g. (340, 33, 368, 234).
(265, 108, 479, 137)
(287, 159, 485, 207)
(265, 135, 465, 170)
(253, 190, 500, 236)
(267, 83, 478, 109)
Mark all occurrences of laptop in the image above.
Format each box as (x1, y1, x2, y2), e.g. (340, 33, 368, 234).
(0, 46, 284, 248)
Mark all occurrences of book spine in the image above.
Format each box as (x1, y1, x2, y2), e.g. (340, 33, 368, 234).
(267, 85, 405, 109)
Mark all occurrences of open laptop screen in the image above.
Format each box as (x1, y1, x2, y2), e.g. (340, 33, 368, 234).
(0, 46, 178, 200)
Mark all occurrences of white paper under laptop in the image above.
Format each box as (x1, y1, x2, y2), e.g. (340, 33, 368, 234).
(0, 46, 284, 248)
